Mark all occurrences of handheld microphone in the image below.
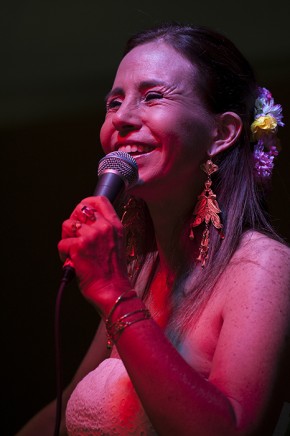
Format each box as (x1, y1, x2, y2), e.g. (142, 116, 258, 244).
(62, 151, 138, 283)
(95, 150, 139, 201)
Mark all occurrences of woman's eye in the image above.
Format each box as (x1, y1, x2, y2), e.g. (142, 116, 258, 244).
(144, 92, 163, 101)
(106, 99, 122, 111)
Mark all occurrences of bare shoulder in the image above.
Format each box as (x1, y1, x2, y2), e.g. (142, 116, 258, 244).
(234, 230, 290, 265)
(223, 231, 290, 303)
(214, 230, 290, 359)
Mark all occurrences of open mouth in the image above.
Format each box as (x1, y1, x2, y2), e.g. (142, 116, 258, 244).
(118, 144, 155, 155)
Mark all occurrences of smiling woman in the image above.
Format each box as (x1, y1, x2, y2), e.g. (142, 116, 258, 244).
(17, 22, 290, 436)
(101, 41, 216, 202)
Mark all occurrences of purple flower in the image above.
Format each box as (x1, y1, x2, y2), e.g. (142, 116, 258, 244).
(255, 87, 284, 126)
(253, 143, 276, 178)
(257, 87, 272, 100)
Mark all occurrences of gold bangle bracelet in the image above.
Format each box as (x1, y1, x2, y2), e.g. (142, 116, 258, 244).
(106, 308, 151, 349)
(105, 289, 138, 324)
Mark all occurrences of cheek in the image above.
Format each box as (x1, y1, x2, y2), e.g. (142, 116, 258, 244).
(179, 116, 213, 154)
(152, 108, 210, 142)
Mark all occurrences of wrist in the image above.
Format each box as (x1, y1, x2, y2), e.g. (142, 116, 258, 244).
(81, 280, 133, 316)
(105, 294, 150, 350)
(105, 289, 138, 320)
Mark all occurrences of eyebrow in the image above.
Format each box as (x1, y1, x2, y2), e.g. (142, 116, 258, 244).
(105, 87, 124, 103)
(105, 80, 167, 103)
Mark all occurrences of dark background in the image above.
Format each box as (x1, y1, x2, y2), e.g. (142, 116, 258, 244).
(2, 1, 290, 435)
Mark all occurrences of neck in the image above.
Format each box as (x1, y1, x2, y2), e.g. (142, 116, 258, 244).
(145, 191, 200, 277)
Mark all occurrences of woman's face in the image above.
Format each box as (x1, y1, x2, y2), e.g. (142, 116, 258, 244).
(100, 41, 215, 201)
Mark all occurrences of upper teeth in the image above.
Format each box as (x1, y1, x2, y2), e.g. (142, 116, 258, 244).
(118, 145, 152, 153)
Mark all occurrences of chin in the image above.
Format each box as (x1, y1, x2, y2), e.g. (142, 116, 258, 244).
(128, 179, 168, 203)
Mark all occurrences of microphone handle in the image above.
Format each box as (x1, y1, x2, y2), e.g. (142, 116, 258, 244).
(93, 172, 125, 202)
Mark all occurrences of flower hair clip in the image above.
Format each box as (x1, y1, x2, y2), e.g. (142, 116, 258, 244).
(251, 87, 284, 179)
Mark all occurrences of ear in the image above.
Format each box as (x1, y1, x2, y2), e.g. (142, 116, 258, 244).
(208, 112, 243, 157)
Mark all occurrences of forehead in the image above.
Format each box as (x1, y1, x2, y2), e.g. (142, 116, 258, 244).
(113, 41, 197, 88)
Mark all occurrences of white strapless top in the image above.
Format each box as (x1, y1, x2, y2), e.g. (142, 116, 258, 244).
(66, 357, 157, 435)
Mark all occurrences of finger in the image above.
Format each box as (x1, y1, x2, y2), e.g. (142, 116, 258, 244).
(58, 238, 77, 262)
(70, 200, 97, 223)
(86, 196, 123, 229)
(81, 205, 97, 222)
(69, 195, 121, 223)
(62, 219, 83, 238)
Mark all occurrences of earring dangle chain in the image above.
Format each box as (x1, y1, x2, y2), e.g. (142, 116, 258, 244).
(189, 159, 224, 267)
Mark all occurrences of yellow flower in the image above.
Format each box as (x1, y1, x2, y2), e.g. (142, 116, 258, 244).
(251, 115, 277, 139)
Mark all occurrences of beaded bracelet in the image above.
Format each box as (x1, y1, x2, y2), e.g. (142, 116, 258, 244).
(106, 308, 151, 349)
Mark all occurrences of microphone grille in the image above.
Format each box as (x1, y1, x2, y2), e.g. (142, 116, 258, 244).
(98, 151, 138, 186)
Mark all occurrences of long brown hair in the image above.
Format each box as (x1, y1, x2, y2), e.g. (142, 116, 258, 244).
(120, 22, 283, 343)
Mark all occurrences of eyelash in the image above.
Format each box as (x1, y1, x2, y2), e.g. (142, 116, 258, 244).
(144, 92, 163, 101)
(106, 92, 163, 111)
(106, 99, 121, 111)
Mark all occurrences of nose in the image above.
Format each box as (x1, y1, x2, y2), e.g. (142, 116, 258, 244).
(112, 100, 142, 133)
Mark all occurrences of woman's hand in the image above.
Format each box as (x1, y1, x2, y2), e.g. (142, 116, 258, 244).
(58, 196, 132, 315)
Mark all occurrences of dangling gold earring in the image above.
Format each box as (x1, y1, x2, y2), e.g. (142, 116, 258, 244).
(121, 196, 146, 264)
(189, 159, 224, 267)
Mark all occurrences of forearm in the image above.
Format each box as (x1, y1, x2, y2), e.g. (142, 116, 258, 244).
(108, 297, 238, 436)
(15, 394, 68, 436)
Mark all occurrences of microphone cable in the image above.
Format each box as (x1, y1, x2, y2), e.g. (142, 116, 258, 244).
(53, 266, 75, 436)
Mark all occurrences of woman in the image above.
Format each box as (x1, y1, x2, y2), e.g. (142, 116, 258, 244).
(18, 23, 290, 435)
